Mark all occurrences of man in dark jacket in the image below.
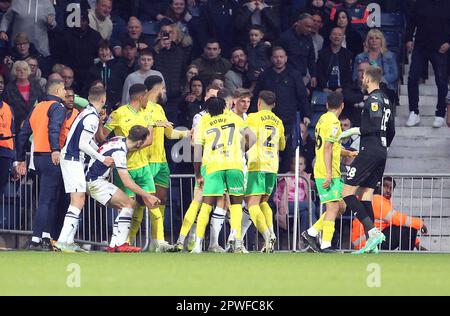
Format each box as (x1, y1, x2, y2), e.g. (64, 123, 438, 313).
(84, 40, 129, 110)
(117, 38, 139, 75)
(316, 27, 353, 92)
(15, 79, 67, 251)
(192, 39, 231, 86)
(198, 0, 240, 59)
(154, 23, 188, 124)
(278, 12, 317, 88)
(59, 13, 103, 93)
(405, 0, 450, 128)
(252, 46, 311, 173)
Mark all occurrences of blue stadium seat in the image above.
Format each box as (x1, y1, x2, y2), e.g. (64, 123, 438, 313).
(384, 31, 402, 53)
(381, 12, 405, 30)
(142, 21, 159, 35)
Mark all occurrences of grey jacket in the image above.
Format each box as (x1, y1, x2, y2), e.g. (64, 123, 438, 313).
(0, 0, 56, 56)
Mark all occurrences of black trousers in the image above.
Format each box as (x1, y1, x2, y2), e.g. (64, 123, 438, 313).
(381, 226, 418, 251)
(0, 157, 11, 195)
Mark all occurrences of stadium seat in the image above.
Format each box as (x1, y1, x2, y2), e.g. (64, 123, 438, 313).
(381, 12, 405, 30)
(142, 21, 159, 35)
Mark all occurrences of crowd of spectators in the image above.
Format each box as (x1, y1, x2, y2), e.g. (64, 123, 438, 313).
(0, 0, 449, 248)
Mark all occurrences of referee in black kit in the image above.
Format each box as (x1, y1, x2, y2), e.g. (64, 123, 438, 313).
(338, 66, 396, 254)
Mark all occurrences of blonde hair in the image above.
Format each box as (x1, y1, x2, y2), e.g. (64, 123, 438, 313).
(364, 29, 388, 54)
(14, 32, 29, 45)
(11, 60, 31, 80)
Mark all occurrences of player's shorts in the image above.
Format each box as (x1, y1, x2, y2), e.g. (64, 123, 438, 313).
(87, 179, 119, 206)
(245, 172, 277, 196)
(203, 169, 245, 197)
(194, 165, 207, 189)
(315, 178, 344, 204)
(149, 162, 170, 188)
(60, 158, 86, 193)
(345, 149, 387, 189)
(113, 166, 156, 197)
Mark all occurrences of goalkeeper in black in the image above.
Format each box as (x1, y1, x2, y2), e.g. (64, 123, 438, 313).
(339, 66, 396, 254)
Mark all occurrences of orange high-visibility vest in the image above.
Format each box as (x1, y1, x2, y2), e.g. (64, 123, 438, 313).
(0, 101, 14, 150)
(59, 108, 80, 149)
(29, 100, 58, 153)
(352, 195, 424, 249)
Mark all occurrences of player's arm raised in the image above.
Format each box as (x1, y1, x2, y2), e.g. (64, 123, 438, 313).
(116, 168, 160, 207)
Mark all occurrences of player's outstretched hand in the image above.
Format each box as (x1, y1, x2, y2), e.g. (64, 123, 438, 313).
(322, 177, 331, 189)
(103, 156, 115, 167)
(156, 120, 174, 128)
(421, 224, 428, 235)
(349, 151, 359, 158)
(143, 194, 161, 208)
(196, 176, 204, 189)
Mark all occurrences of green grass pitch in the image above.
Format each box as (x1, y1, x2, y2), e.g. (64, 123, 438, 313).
(1, 252, 449, 296)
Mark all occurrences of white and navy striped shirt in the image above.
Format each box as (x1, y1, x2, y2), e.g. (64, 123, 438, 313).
(86, 137, 128, 181)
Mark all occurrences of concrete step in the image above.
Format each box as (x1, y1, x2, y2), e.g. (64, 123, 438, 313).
(395, 115, 443, 126)
(389, 136, 450, 148)
(391, 199, 450, 217)
(389, 145, 450, 158)
(400, 95, 437, 107)
(393, 188, 450, 199)
(403, 75, 436, 86)
(392, 126, 450, 138)
(396, 104, 437, 116)
(399, 85, 441, 96)
(385, 157, 450, 173)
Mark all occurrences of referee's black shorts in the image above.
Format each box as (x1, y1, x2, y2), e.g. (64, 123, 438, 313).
(345, 148, 387, 189)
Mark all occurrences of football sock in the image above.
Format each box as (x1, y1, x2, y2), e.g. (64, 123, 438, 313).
(196, 203, 213, 239)
(229, 204, 243, 240)
(362, 201, 375, 224)
(179, 201, 201, 240)
(308, 212, 327, 237)
(58, 205, 81, 244)
(209, 207, 226, 247)
(344, 195, 375, 234)
(260, 202, 274, 235)
(241, 208, 252, 239)
(116, 208, 133, 246)
(129, 205, 145, 239)
(150, 207, 164, 241)
(248, 205, 270, 240)
(321, 220, 335, 249)
(110, 217, 119, 248)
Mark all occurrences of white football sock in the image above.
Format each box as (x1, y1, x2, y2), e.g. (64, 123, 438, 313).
(116, 208, 133, 246)
(177, 234, 186, 245)
(42, 232, 51, 239)
(58, 205, 81, 244)
(209, 207, 226, 248)
(321, 241, 332, 249)
(307, 227, 319, 238)
(110, 219, 119, 248)
(31, 236, 41, 244)
(194, 236, 203, 250)
(241, 209, 252, 239)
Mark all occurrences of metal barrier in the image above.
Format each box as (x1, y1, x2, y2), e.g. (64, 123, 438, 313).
(1, 172, 449, 253)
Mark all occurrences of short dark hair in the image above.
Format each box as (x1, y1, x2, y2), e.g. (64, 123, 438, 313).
(140, 48, 155, 58)
(129, 83, 147, 100)
(327, 91, 344, 109)
(205, 38, 220, 47)
(205, 97, 225, 116)
(97, 39, 111, 51)
(383, 176, 397, 189)
(248, 24, 265, 34)
(364, 66, 383, 84)
(88, 86, 107, 102)
(271, 46, 286, 56)
(230, 46, 246, 57)
(311, 10, 325, 21)
(128, 125, 149, 142)
(258, 90, 276, 107)
(144, 75, 163, 91)
(217, 88, 233, 100)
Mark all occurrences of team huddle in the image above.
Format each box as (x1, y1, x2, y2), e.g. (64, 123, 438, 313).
(15, 65, 394, 254)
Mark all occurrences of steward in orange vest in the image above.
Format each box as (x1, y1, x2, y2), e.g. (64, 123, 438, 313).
(15, 79, 68, 251)
(0, 101, 15, 194)
(352, 177, 428, 251)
